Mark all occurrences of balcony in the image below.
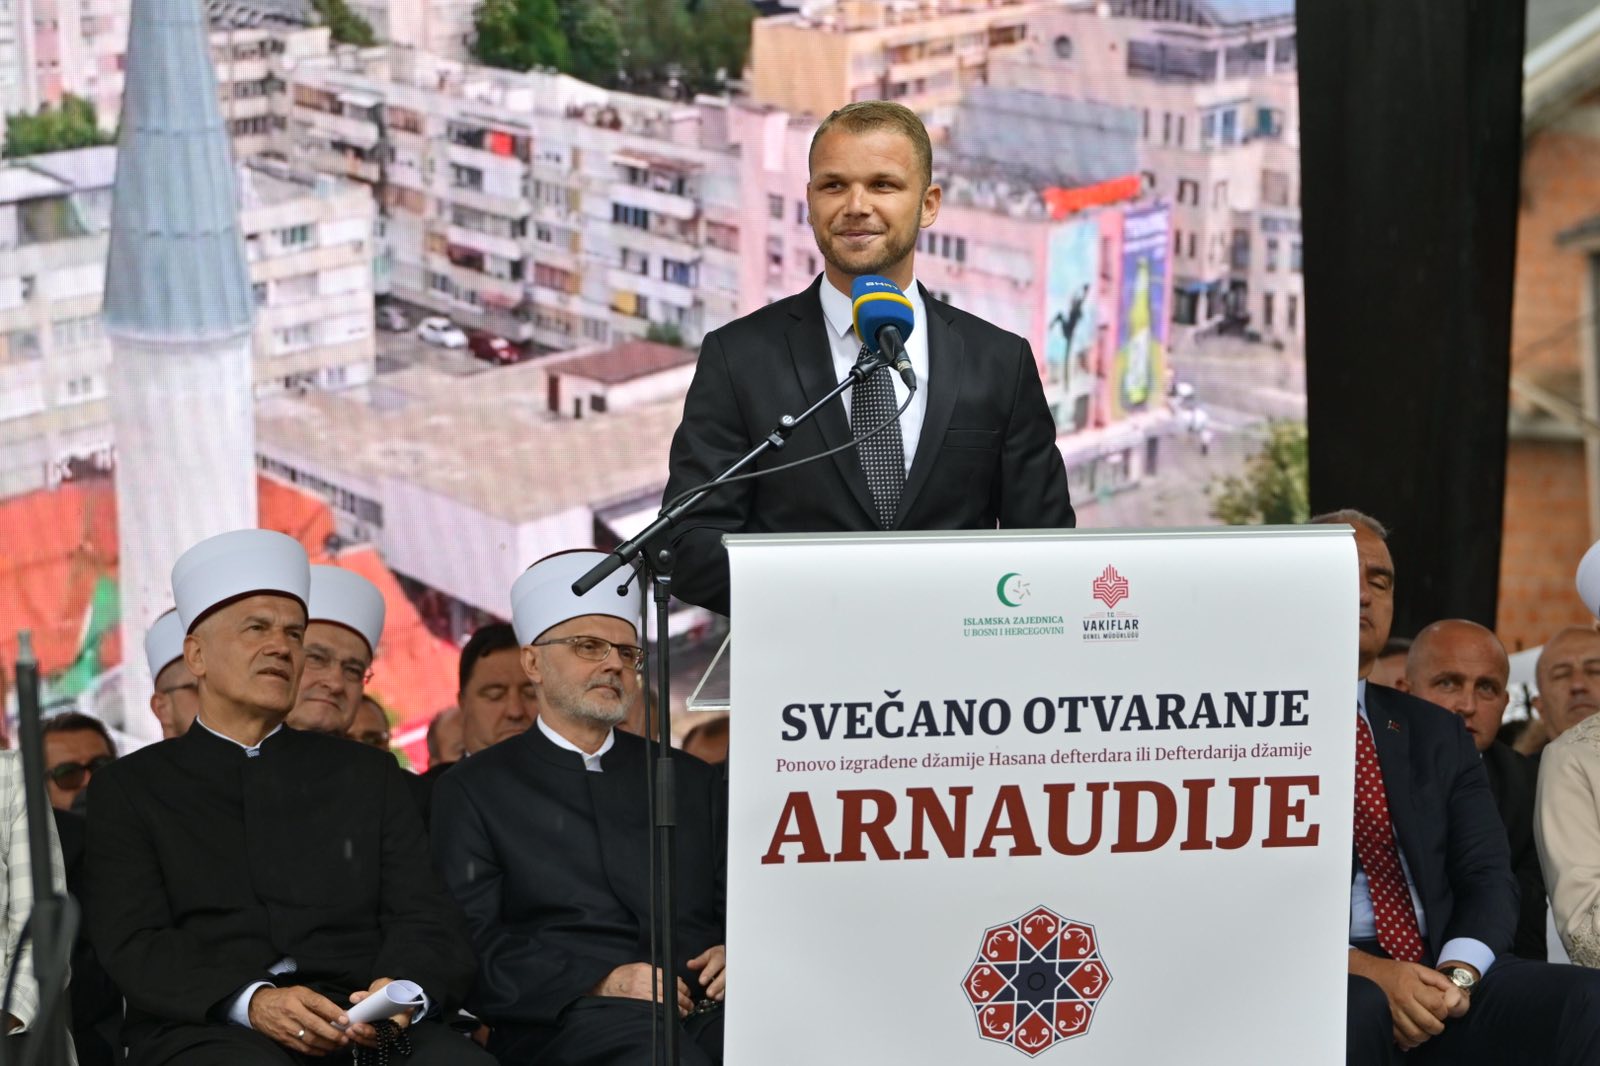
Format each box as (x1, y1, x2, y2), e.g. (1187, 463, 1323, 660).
(292, 105, 380, 150)
(442, 184, 530, 220)
(609, 182, 697, 222)
(301, 145, 380, 184)
(447, 223, 523, 263)
(446, 140, 528, 177)
(606, 267, 695, 309)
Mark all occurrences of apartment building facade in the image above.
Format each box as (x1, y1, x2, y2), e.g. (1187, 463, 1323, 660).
(281, 47, 741, 352)
(749, 0, 1043, 132)
(989, 0, 1302, 348)
(0, 147, 375, 501)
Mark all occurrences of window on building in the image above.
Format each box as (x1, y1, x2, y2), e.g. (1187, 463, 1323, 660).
(1176, 115, 1185, 147)
(1177, 179, 1199, 205)
(1187, 233, 1196, 259)
(955, 236, 967, 263)
(1142, 108, 1150, 140)
(252, 281, 268, 306)
(1287, 294, 1299, 331)
(1256, 107, 1284, 139)
(1053, 35, 1074, 59)
(795, 200, 807, 226)
(768, 194, 783, 220)
(1262, 292, 1274, 328)
(1262, 169, 1290, 207)
(0, 328, 39, 362)
(1162, 112, 1172, 145)
(275, 224, 312, 248)
(1174, 229, 1183, 256)
(449, 165, 483, 191)
(1201, 113, 1216, 148)
(1265, 238, 1279, 272)
(1219, 108, 1238, 145)
(1290, 241, 1303, 272)
(766, 236, 783, 278)
(661, 258, 697, 286)
(611, 203, 649, 229)
(621, 247, 648, 275)
(1213, 180, 1228, 209)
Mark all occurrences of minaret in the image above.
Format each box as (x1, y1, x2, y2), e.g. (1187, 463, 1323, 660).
(105, 0, 255, 742)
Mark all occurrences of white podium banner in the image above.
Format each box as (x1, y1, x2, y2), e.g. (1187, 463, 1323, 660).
(726, 527, 1357, 1065)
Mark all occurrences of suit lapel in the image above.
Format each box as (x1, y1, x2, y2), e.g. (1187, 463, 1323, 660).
(785, 279, 878, 525)
(897, 288, 963, 525)
(1366, 686, 1418, 874)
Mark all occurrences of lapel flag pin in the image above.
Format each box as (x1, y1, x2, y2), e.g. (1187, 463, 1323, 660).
(1386, 719, 1401, 732)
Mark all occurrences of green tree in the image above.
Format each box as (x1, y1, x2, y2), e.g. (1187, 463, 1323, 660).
(1208, 419, 1310, 525)
(3, 95, 111, 159)
(684, 0, 754, 90)
(645, 321, 684, 347)
(616, 0, 688, 87)
(311, 0, 376, 46)
(473, 0, 571, 72)
(557, 0, 621, 85)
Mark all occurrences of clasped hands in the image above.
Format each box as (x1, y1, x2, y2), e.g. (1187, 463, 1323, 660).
(592, 945, 727, 1018)
(1350, 950, 1475, 1052)
(247, 977, 412, 1056)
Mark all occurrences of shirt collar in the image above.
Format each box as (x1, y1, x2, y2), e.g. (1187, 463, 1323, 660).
(195, 715, 283, 757)
(819, 275, 923, 340)
(536, 716, 614, 771)
(1356, 678, 1367, 720)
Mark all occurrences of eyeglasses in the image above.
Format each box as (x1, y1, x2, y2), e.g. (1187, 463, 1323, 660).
(48, 754, 114, 790)
(533, 635, 645, 671)
(304, 647, 374, 685)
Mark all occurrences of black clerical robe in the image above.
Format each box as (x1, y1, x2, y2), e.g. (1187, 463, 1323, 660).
(84, 723, 476, 1056)
(431, 727, 725, 1040)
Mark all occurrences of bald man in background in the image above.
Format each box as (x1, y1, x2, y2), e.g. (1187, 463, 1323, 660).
(1401, 620, 1545, 960)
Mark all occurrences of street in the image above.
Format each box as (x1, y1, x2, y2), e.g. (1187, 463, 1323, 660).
(1082, 336, 1306, 528)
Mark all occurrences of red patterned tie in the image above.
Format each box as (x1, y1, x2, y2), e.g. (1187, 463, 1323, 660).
(1353, 712, 1425, 963)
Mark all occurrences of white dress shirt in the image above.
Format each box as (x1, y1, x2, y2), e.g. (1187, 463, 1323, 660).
(1350, 680, 1495, 976)
(538, 717, 613, 772)
(817, 275, 930, 473)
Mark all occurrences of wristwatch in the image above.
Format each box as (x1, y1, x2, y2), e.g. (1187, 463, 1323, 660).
(1440, 966, 1477, 996)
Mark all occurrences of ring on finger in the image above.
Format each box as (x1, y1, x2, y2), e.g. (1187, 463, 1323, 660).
(295, 1028, 306, 1040)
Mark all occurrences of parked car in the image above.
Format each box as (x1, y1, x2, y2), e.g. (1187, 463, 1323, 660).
(417, 316, 467, 348)
(375, 304, 409, 332)
(467, 329, 520, 365)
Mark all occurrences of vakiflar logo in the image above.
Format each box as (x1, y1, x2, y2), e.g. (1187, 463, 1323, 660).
(997, 572, 1031, 607)
(1090, 566, 1129, 609)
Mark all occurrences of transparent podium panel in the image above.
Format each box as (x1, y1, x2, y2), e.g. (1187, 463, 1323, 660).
(685, 633, 730, 713)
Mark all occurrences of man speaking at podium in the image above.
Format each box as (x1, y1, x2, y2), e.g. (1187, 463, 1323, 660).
(662, 101, 1076, 615)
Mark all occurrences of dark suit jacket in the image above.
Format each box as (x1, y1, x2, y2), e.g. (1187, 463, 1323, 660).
(430, 726, 726, 1032)
(84, 724, 476, 1052)
(662, 277, 1077, 614)
(1361, 684, 1518, 963)
(1480, 739, 1547, 960)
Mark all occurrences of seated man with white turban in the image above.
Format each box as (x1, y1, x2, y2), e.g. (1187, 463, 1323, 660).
(145, 608, 199, 740)
(84, 529, 492, 1066)
(432, 550, 728, 1066)
(285, 565, 385, 739)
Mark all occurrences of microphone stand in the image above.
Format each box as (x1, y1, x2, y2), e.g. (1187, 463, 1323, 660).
(5, 633, 75, 1066)
(573, 350, 895, 1066)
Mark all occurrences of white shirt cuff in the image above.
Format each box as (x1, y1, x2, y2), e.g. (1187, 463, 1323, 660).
(228, 982, 273, 1028)
(1437, 938, 1496, 978)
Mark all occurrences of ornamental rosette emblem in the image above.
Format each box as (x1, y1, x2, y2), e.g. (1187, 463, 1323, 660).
(961, 906, 1112, 1058)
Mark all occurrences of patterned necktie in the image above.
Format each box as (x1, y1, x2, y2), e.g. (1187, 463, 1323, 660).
(850, 343, 905, 528)
(1353, 711, 1425, 963)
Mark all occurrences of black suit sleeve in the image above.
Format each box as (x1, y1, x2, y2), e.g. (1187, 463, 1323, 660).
(369, 762, 477, 1011)
(85, 770, 272, 1022)
(661, 330, 754, 615)
(1440, 724, 1519, 957)
(998, 339, 1076, 531)
(431, 773, 615, 1025)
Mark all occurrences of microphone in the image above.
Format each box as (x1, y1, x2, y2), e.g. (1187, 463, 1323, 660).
(851, 275, 917, 390)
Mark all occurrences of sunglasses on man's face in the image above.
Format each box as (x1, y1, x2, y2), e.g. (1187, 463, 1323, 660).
(48, 754, 114, 790)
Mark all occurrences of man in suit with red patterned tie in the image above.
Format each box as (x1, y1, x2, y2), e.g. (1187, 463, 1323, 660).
(1317, 510, 1600, 1065)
